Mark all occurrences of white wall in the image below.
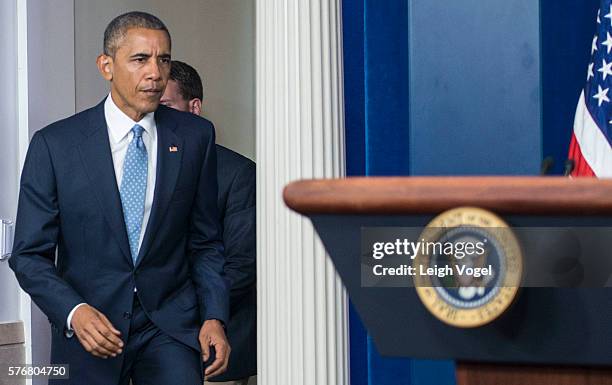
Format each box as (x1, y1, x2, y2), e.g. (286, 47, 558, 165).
(75, 0, 255, 159)
(28, 0, 76, 135)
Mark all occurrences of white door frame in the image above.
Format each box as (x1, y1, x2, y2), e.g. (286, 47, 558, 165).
(17, 0, 32, 380)
(15, 2, 77, 382)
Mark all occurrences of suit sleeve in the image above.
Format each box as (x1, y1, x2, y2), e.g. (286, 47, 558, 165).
(189, 126, 229, 324)
(9, 132, 85, 329)
(222, 161, 256, 298)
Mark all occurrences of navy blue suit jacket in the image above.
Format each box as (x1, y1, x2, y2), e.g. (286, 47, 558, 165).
(210, 145, 256, 381)
(9, 100, 228, 384)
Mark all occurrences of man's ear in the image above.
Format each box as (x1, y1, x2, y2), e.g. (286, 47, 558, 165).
(96, 54, 113, 81)
(189, 98, 202, 115)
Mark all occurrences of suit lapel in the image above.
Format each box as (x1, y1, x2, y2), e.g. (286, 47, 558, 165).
(78, 100, 133, 266)
(136, 108, 184, 266)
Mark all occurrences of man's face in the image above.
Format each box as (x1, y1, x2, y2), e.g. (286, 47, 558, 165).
(97, 28, 171, 121)
(160, 80, 191, 112)
(160, 79, 202, 115)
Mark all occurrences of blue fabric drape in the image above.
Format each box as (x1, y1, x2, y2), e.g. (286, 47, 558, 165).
(343, 1, 454, 384)
(363, 0, 410, 175)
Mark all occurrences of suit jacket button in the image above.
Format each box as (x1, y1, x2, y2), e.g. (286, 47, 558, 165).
(123, 312, 132, 319)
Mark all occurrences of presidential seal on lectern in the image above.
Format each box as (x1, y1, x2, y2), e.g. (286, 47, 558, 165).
(413, 207, 523, 328)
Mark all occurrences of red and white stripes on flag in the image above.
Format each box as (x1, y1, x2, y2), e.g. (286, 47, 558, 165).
(569, 91, 612, 177)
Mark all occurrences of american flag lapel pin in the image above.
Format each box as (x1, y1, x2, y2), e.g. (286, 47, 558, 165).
(169, 145, 178, 152)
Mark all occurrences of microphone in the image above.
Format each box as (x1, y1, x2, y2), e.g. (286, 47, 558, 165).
(563, 159, 575, 176)
(540, 156, 555, 175)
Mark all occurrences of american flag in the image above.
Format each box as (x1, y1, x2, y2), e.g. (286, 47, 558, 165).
(569, 0, 612, 177)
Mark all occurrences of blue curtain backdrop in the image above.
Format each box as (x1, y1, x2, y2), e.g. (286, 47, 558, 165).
(342, 0, 599, 384)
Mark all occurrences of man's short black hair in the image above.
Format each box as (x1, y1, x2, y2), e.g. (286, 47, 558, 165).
(103, 11, 171, 57)
(169, 60, 204, 101)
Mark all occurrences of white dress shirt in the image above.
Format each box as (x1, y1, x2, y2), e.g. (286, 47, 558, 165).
(66, 93, 158, 333)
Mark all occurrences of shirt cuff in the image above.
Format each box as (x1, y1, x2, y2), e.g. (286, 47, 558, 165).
(66, 303, 87, 337)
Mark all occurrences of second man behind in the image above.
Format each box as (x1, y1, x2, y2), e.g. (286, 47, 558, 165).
(161, 61, 257, 385)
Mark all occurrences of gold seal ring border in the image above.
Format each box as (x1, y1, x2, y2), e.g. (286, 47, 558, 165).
(413, 207, 523, 328)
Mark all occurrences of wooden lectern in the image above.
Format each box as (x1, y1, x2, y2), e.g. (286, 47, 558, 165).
(284, 177, 612, 385)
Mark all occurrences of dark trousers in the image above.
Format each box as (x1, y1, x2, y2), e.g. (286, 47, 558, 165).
(117, 296, 203, 385)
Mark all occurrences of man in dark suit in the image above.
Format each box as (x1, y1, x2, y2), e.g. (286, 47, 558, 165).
(161, 61, 256, 385)
(9, 12, 230, 385)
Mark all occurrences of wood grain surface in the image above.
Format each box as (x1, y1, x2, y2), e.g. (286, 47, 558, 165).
(283, 177, 612, 216)
(456, 362, 612, 385)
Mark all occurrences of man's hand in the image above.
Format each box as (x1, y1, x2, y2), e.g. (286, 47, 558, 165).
(71, 304, 123, 359)
(199, 319, 231, 378)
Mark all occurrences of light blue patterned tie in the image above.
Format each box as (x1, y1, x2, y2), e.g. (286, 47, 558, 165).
(119, 124, 148, 263)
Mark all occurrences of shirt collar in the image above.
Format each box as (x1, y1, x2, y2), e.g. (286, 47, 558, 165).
(104, 93, 156, 144)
